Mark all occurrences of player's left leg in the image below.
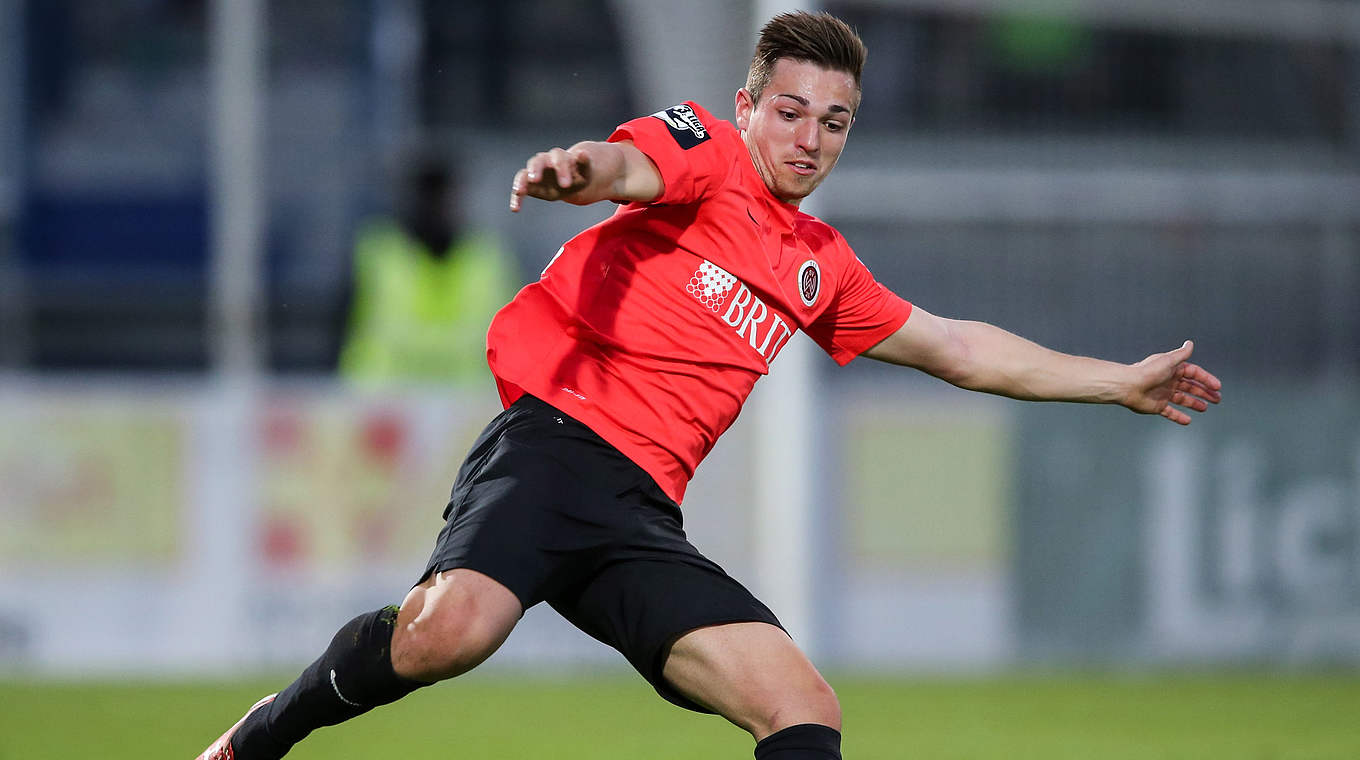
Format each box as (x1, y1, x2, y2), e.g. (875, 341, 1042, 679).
(540, 457, 842, 759)
(549, 553, 841, 759)
(662, 622, 842, 759)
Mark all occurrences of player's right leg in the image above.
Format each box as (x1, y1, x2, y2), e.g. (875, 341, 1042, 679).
(197, 568, 521, 760)
(390, 567, 522, 681)
(199, 395, 586, 760)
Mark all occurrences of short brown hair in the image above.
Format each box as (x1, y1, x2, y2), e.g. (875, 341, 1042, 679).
(745, 12, 867, 107)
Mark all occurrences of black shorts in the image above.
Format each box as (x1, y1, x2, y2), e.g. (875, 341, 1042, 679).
(421, 394, 783, 712)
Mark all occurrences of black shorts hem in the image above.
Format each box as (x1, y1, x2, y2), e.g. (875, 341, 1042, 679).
(415, 557, 537, 612)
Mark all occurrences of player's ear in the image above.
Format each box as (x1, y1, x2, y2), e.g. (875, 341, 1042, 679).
(735, 88, 754, 130)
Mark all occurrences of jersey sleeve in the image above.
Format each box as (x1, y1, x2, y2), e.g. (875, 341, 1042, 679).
(804, 236, 914, 366)
(608, 101, 737, 205)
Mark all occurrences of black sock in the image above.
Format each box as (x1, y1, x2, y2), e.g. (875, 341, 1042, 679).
(233, 606, 429, 759)
(754, 723, 842, 760)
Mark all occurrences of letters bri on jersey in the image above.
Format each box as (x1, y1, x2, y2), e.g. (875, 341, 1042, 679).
(686, 260, 794, 366)
(651, 104, 710, 149)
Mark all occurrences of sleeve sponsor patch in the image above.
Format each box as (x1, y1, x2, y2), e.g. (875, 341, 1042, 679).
(650, 104, 710, 149)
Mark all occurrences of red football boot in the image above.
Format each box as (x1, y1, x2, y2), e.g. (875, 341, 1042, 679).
(195, 693, 278, 760)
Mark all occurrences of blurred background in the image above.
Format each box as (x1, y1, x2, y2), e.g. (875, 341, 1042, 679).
(1, 0, 1358, 688)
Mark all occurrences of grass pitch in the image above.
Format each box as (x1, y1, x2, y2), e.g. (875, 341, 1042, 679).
(1, 670, 1357, 759)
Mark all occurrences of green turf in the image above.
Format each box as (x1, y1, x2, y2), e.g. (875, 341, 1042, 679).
(1, 670, 1357, 759)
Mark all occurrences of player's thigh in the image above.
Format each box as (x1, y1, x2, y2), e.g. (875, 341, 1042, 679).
(391, 567, 523, 681)
(662, 621, 841, 739)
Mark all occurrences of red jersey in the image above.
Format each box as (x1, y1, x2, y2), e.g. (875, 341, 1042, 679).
(487, 101, 912, 503)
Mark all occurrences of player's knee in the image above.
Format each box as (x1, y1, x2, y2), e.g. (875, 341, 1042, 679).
(760, 677, 842, 737)
(391, 609, 498, 681)
(390, 587, 513, 682)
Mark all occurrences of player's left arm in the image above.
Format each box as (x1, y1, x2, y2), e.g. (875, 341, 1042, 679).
(863, 306, 1223, 425)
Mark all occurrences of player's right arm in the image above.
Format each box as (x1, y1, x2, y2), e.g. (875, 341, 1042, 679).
(510, 140, 662, 212)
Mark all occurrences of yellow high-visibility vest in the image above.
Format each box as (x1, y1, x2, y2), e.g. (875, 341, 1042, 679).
(340, 221, 516, 387)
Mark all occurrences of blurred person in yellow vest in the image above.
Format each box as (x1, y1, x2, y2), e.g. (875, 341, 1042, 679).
(340, 153, 518, 387)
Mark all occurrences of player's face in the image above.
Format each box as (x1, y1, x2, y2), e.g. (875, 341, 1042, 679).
(736, 58, 857, 205)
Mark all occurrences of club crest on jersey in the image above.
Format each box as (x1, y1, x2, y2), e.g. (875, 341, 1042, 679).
(651, 104, 709, 149)
(798, 259, 821, 307)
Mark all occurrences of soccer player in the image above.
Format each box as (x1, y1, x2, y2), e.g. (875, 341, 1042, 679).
(197, 11, 1221, 760)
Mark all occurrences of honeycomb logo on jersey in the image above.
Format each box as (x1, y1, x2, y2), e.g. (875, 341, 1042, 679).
(686, 259, 794, 366)
(798, 259, 821, 307)
(687, 260, 737, 312)
(651, 104, 710, 149)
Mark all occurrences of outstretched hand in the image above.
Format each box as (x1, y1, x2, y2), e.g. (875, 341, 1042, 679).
(510, 147, 593, 212)
(1124, 340, 1222, 425)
